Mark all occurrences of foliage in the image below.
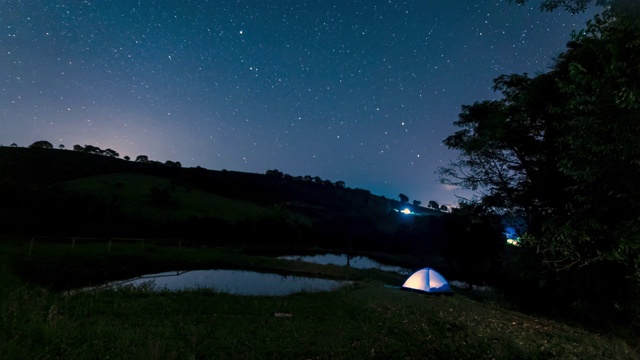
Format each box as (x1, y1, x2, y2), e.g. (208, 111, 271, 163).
(82, 145, 101, 154)
(103, 148, 119, 158)
(29, 140, 53, 149)
(398, 193, 409, 203)
(438, 71, 570, 236)
(509, 0, 609, 14)
(510, 0, 639, 15)
(533, 3, 640, 280)
(71, 144, 119, 158)
(164, 160, 181, 167)
(265, 168, 284, 177)
(440, 1, 640, 321)
(421, 202, 507, 284)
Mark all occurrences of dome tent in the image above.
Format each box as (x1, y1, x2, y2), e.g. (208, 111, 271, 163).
(401, 267, 453, 294)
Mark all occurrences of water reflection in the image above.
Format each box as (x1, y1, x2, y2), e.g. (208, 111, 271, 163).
(278, 254, 412, 275)
(96, 269, 352, 296)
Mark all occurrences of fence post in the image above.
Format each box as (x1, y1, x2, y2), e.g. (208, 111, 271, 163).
(108, 239, 112, 254)
(29, 237, 34, 256)
(71, 238, 76, 250)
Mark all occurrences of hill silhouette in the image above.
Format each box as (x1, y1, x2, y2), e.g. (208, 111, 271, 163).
(1, 146, 470, 260)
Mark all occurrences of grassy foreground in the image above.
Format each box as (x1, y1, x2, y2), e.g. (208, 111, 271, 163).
(1, 240, 638, 360)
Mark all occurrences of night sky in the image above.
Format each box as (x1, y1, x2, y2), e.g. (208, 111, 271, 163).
(1, 1, 600, 206)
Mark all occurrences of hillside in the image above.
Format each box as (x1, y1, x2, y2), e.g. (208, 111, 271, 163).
(0, 146, 429, 213)
(0, 146, 453, 255)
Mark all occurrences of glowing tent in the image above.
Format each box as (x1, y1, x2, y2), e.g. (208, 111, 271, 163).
(401, 267, 453, 294)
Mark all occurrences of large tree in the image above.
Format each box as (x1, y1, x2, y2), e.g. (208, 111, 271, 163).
(438, 71, 571, 236)
(440, 2, 640, 283)
(536, 3, 640, 275)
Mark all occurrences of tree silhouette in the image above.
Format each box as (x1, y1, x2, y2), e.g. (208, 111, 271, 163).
(164, 160, 182, 167)
(135, 155, 149, 162)
(29, 140, 53, 149)
(510, 0, 609, 14)
(398, 193, 409, 203)
(103, 148, 119, 158)
(428, 200, 439, 210)
(83, 145, 102, 154)
(412, 200, 421, 207)
(439, 2, 640, 286)
(266, 169, 284, 177)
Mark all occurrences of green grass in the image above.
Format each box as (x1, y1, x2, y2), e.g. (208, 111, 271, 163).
(1, 239, 638, 360)
(61, 172, 312, 225)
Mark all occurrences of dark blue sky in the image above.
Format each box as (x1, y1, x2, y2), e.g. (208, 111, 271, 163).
(0, 0, 600, 205)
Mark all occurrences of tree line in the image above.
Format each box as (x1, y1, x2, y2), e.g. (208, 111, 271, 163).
(9, 140, 183, 167)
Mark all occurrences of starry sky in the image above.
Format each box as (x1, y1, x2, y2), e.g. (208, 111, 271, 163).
(1, 0, 601, 206)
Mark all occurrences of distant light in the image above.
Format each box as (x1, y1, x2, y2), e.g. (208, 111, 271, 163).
(507, 239, 520, 246)
(401, 208, 412, 215)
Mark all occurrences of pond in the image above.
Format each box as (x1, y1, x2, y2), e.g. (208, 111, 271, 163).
(278, 253, 412, 275)
(82, 269, 352, 296)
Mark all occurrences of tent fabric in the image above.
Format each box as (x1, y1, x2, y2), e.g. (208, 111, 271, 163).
(401, 267, 453, 294)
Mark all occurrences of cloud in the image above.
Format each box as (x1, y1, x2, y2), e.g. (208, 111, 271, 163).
(441, 184, 458, 191)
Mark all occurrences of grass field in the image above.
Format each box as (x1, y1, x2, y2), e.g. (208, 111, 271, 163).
(1, 239, 638, 360)
(61, 173, 313, 225)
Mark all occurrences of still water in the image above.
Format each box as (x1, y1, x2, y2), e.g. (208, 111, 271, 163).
(93, 269, 352, 296)
(278, 253, 412, 275)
